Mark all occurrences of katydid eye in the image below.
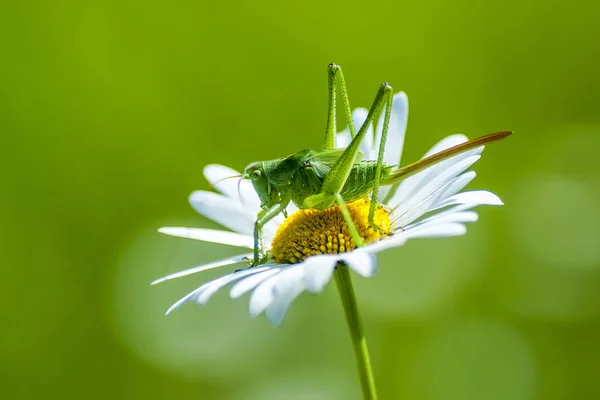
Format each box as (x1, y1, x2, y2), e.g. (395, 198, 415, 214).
(251, 170, 262, 180)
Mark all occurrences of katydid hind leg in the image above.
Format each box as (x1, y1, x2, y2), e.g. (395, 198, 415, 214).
(334, 193, 364, 248)
(319, 82, 393, 205)
(322, 64, 357, 151)
(368, 86, 394, 233)
(322, 64, 338, 151)
(334, 64, 357, 140)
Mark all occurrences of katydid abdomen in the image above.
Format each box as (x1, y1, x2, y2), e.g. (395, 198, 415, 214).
(290, 159, 393, 210)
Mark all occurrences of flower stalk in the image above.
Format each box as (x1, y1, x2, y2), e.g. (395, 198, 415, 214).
(334, 263, 378, 400)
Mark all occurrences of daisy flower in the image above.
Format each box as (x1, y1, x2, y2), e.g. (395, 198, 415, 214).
(152, 91, 504, 326)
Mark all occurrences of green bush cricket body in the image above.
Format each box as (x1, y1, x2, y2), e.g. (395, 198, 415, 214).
(243, 64, 511, 265)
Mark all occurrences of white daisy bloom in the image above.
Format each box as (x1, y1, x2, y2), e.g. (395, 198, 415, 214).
(152, 92, 503, 325)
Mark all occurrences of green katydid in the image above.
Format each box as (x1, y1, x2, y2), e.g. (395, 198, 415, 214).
(242, 64, 511, 265)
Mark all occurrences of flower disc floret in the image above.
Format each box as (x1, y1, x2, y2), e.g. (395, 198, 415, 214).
(270, 198, 391, 264)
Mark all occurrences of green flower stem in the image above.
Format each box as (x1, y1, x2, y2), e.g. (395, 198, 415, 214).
(334, 264, 378, 400)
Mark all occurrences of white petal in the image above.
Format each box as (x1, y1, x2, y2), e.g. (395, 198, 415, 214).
(302, 255, 338, 293)
(374, 92, 408, 166)
(406, 222, 467, 238)
(362, 235, 408, 254)
(432, 190, 503, 210)
(204, 164, 239, 198)
(150, 253, 252, 285)
(189, 191, 256, 235)
(389, 134, 483, 207)
(388, 171, 475, 222)
(336, 128, 352, 149)
(336, 108, 371, 150)
(238, 179, 264, 211)
(424, 134, 469, 157)
(341, 251, 377, 277)
(408, 202, 495, 229)
(165, 289, 202, 315)
(351, 107, 375, 159)
(248, 270, 283, 317)
(265, 288, 303, 326)
(433, 171, 476, 202)
(377, 186, 392, 204)
(356, 218, 471, 258)
(195, 267, 270, 306)
(164, 279, 219, 315)
(229, 268, 280, 298)
(387, 172, 478, 230)
(203, 164, 263, 210)
(262, 214, 287, 245)
(410, 211, 479, 229)
(265, 267, 306, 325)
(390, 191, 443, 230)
(401, 192, 500, 230)
(158, 227, 254, 248)
(391, 155, 481, 226)
(396, 152, 481, 207)
(197, 168, 280, 240)
(165, 267, 268, 314)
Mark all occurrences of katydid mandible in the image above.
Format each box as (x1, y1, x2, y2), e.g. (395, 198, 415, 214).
(242, 64, 511, 265)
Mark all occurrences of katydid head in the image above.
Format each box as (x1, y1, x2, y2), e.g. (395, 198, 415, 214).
(243, 161, 277, 208)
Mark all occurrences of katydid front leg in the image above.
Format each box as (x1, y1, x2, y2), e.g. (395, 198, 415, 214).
(253, 200, 289, 266)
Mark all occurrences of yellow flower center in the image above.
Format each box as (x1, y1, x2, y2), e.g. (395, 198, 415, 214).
(270, 198, 391, 264)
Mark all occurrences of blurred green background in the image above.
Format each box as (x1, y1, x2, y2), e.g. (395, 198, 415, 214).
(2, 0, 600, 399)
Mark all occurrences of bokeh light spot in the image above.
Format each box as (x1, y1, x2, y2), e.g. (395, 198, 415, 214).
(512, 175, 600, 270)
(412, 320, 537, 400)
